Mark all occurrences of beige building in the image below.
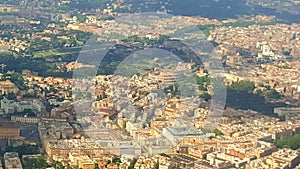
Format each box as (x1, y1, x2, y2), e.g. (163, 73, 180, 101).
(0, 121, 20, 139)
(149, 70, 179, 87)
(4, 152, 23, 169)
(69, 153, 95, 169)
(45, 139, 104, 157)
(0, 157, 3, 169)
(0, 80, 18, 94)
(11, 116, 40, 124)
(0, 5, 18, 13)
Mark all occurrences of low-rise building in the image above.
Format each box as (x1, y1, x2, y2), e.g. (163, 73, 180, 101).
(0, 121, 20, 139)
(162, 126, 214, 146)
(11, 116, 40, 124)
(69, 153, 95, 169)
(4, 152, 23, 169)
(45, 139, 104, 157)
(0, 97, 44, 114)
(0, 80, 18, 94)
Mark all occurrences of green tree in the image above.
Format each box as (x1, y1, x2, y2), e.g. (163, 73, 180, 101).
(6, 93, 17, 100)
(199, 93, 211, 101)
(23, 155, 50, 169)
(264, 89, 282, 99)
(112, 156, 121, 166)
(128, 159, 137, 169)
(159, 153, 171, 158)
(196, 76, 210, 91)
(9, 73, 27, 90)
(274, 134, 300, 150)
(229, 80, 255, 93)
(77, 15, 87, 23)
(213, 129, 224, 136)
(5, 145, 39, 156)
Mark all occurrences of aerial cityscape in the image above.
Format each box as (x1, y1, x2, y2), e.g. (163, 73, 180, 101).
(0, 0, 300, 169)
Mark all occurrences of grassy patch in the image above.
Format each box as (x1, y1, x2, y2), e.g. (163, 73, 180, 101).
(33, 47, 82, 58)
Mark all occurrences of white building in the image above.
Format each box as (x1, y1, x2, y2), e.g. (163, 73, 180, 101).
(0, 97, 45, 114)
(162, 126, 214, 145)
(4, 152, 23, 169)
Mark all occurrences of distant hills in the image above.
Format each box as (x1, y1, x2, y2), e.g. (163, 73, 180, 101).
(71, 0, 300, 23)
(120, 0, 300, 23)
(1, 0, 300, 23)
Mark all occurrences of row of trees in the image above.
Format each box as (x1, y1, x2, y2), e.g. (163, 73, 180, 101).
(22, 155, 73, 169)
(197, 79, 285, 116)
(274, 134, 300, 150)
(22, 155, 49, 169)
(216, 80, 282, 100)
(5, 145, 39, 156)
(0, 54, 73, 78)
(229, 81, 255, 93)
(69, 0, 109, 10)
(1, 72, 27, 91)
(28, 30, 92, 54)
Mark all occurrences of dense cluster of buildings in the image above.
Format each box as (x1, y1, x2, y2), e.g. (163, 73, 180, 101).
(211, 23, 300, 58)
(66, 15, 222, 42)
(0, 2, 300, 168)
(0, 59, 299, 168)
(221, 60, 300, 102)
